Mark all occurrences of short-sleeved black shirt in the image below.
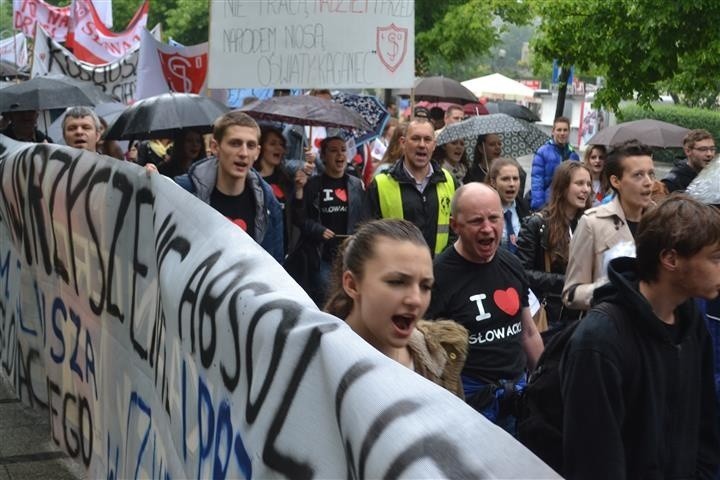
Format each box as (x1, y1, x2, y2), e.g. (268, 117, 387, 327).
(427, 246, 530, 381)
(319, 175, 348, 261)
(210, 187, 256, 239)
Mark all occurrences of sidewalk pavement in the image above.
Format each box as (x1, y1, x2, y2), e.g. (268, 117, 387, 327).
(0, 375, 85, 480)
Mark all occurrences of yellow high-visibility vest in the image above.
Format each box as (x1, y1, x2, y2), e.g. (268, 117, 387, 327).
(376, 168, 455, 254)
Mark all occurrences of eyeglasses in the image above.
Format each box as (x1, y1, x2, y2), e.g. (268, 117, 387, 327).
(692, 146, 717, 153)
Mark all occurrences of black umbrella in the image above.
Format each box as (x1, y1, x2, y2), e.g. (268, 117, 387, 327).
(485, 101, 540, 122)
(414, 76, 478, 104)
(0, 60, 29, 79)
(105, 93, 230, 141)
(240, 95, 371, 130)
(0, 74, 113, 112)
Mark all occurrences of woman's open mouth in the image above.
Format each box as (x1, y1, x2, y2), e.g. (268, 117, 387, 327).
(391, 314, 415, 336)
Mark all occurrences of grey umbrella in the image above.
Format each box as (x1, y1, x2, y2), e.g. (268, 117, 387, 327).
(587, 119, 689, 148)
(0, 74, 114, 112)
(241, 95, 371, 130)
(414, 76, 478, 105)
(104, 93, 230, 141)
(485, 101, 541, 122)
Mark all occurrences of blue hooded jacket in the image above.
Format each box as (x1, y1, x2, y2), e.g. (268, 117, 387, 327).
(530, 140, 579, 210)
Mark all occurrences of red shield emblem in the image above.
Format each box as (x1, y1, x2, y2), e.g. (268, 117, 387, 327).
(157, 51, 208, 94)
(376, 23, 408, 73)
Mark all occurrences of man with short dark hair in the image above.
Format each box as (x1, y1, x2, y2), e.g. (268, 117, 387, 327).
(175, 111, 284, 262)
(563, 140, 655, 310)
(561, 195, 720, 479)
(530, 116, 579, 210)
(427, 182, 543, 432)
(61, 106, 101, 152)
(0, 109, 52, 143)
(364, 118, 458, 255)
(662, 129, 716, 193)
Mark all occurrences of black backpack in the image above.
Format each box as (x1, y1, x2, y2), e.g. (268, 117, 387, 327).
(516, 302, 623, 474)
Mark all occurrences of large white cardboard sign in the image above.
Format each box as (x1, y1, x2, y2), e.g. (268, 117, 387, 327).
(0, 136, 558, 479)
(208, 0, 415, 89)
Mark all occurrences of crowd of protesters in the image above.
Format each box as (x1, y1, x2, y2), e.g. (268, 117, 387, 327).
(2, 94, 720, 479)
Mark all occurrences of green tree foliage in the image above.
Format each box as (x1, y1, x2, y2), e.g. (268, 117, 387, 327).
(113, 0, 208, 45)
(531, 0, 720, 110)
(415, 0, 531, 76)
(1, 0, 14, 35)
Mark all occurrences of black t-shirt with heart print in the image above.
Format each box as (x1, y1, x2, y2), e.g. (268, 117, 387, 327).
(210, 187, 256, 240)
(319, 174, 348, 261)
(427, 246, 530, 382)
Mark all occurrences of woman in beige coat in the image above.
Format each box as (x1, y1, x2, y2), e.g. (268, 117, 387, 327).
(563, 140, 656, 310)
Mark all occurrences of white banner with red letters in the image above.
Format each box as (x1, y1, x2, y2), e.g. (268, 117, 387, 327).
(32, 26, 138, 104)
(136, 29, 208, 100)
(0, 32, 29, 68)
(0, 136, 558, 479)
(208, 0, 415, 89)
(12, 0, 112, 42)
(67, 0, 147, 65)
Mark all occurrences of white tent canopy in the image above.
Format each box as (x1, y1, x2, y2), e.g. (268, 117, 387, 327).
(462, 73, 536, 101)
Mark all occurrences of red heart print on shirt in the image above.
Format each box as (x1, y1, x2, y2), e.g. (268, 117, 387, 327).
(334, 188, 347, 202)
(493, 288, 520, 316)
(231, 218, 248, 231)
(314, 137, 323, 149)
(271, 183, 285, 200)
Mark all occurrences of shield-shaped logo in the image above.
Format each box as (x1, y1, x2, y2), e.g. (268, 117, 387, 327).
(157, 51, 208, 94)
(376, 23, 408, 73)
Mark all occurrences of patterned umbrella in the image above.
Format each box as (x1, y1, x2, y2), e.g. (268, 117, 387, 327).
(436, 115, 549, 162)
(436, 114, 528, 145)
(499, 120, 550, 159)
(332, 92, 389, 146)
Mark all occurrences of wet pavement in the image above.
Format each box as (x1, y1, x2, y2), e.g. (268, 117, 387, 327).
(0, 375, 85, 480)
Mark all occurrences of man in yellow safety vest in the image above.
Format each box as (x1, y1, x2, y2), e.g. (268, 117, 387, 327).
(364, 118, 458, 255)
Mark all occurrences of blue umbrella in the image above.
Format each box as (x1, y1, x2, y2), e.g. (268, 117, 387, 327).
(332, 92, 389, 147)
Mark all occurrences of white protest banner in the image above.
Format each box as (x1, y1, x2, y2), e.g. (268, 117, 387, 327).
(0, 136, 559, 479)
(32, 26, 138, 104)
(68, 0, 147, 65)
(13, 0, 71, 40)
(12, 0, 113, 42)
(136, 29, 209, 100)
(208, 0, 415, 89)
(0, 32, 29, 68)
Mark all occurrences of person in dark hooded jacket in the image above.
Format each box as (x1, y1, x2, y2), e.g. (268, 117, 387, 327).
(662, 129, 715, 193)
(560, 194, 720, 480)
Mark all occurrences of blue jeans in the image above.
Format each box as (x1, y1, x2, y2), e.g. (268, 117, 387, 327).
(308, 259, 332, 307)
(463, 374, 526, 436)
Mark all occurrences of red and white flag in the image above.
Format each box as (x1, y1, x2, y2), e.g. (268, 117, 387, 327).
(136, 29, 209, 100)
(12, 0, 112, 42)
(68, 0, 147, 65)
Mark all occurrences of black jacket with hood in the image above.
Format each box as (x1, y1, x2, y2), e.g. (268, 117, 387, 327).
(560, 256, 720, 480)
(661, 159, 699, 193)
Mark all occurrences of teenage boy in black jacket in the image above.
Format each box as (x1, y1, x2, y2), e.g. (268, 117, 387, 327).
(561, 194, 720, 479)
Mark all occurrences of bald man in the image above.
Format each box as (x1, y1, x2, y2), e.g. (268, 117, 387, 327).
(426, 183, 543, 433)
